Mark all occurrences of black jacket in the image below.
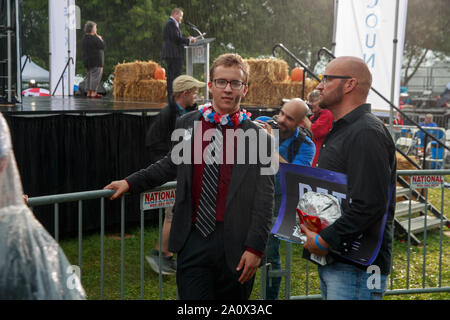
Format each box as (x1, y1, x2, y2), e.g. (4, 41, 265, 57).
(82, 35, 105, 69)
(127, 111, 275, 273)
(161, 18, 190, 59)
(145, 100, 196, 163)
(318, 104, 396, 275)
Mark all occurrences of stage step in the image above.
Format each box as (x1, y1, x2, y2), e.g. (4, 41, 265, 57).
(395, 200, 425, 217)
(398, 216, 443, 234)
(396, 186, 410, 197)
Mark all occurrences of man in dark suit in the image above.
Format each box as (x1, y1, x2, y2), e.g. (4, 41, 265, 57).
(105, 53, 275, 300)
(162, 8, 195, 99)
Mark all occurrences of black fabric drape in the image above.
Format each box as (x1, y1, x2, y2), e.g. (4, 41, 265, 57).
(4, 113, 157, 236)
(3, 108, 276, 237)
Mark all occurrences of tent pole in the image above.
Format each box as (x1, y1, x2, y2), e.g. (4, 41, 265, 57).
(48, 0, 52, 95)
(7, 0, 12, 102)
(331, 0, 339, 55)
(389, 0, 400, 136)
(15, 0, 22, 103)
(66, 0, 71, 96)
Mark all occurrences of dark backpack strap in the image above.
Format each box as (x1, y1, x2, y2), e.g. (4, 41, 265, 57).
(288, 131, 305, 163)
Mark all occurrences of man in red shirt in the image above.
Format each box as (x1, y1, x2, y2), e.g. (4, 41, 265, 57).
(308, 90, 334, 167)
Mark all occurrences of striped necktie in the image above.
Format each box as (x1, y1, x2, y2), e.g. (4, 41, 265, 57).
(196, 124, 223, 237)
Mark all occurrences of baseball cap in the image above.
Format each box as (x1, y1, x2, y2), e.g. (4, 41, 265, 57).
(172, 75, 206, 93)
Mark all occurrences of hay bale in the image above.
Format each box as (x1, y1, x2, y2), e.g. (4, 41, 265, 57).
(396, 152, 419, 170)
(242, 78, 320, 107)
(304, 78, 320, 95)
(115, 80, 167, 102)
(245, 58, 289, 84)
(123, 81, 138, 98)
(113, 60, 166, 102)
(396, 152, 422, 201)
(113, 81, 127, 98)
(136, 80, 167, 102)
(113, 60, 159, 83)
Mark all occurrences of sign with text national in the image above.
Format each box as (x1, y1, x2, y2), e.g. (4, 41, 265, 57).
(410, 175, 444, 189)
(334, 0, 408, 113)
(141, 189, 176, 210)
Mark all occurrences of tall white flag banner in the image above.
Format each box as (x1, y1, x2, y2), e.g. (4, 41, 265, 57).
(335, 0, 408, 114)
(49, 0, 77, 96)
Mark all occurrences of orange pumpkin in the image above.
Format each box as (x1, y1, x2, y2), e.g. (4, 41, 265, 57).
(291, 67, 304, 82)
(154, 67, 166, 80)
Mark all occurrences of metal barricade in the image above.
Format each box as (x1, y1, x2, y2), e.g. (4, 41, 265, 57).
(28, 181, 176, 300)
(27, 171, 449, 300)
(261, 169, 450, 300)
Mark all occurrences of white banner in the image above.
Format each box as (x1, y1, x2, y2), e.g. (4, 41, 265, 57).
(49, 0, 77, 96)
(335, 0, 408, 114)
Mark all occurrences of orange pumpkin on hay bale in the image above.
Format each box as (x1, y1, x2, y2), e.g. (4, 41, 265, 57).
(154, 67, 166, 80)
(113, 60, 167, 101)
(290, 67, 304, 82)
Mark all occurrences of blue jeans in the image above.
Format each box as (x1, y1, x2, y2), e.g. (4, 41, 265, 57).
(318, 262, 388, 300)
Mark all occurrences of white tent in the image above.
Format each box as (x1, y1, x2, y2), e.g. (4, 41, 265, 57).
(21, 55, 49, 83)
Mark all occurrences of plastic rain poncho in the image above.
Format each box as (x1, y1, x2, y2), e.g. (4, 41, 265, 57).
(0, 114, 86, 299)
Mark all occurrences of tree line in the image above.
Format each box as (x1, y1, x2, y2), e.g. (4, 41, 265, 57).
(20, 0, 449, 85)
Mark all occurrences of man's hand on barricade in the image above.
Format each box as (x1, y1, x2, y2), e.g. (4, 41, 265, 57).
(301, 224, 329, 257)
(104, 180, 130, 200)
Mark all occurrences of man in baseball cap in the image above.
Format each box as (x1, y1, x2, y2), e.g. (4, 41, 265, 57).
(172, 74, 206, 94)
(143, 74, 205, 275)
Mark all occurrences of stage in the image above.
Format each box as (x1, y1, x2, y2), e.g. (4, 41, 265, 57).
(1, 96, 278, 236)
(2, 95, 166, 114)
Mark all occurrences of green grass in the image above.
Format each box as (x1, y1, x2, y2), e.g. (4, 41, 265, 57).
(59, 186, 449, 300)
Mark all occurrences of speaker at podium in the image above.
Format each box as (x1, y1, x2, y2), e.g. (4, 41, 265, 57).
(185, 37, 215, 101)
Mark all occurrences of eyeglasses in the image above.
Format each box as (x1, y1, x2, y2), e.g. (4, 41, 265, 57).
(321, 75, 352, 85)
(213, 79, 245, 90)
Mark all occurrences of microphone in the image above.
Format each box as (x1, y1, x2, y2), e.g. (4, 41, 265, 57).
(186, 21, 197, 28)
(185, 21, 204, 39)
(317, 47, 335, 60)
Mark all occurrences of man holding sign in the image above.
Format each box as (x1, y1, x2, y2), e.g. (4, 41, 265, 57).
(302, 56, 396, 300)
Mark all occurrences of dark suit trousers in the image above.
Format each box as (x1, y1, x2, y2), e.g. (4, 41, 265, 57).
(165, 58, 183, 99)
(176, 223, 255, 300)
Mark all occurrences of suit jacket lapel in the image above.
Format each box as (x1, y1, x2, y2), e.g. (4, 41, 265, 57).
(181, 111, 202, 191)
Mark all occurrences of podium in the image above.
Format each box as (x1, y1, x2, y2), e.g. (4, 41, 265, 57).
(185, 38, 215, 100)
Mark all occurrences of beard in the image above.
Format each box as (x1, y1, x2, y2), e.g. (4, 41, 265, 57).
(319, 81, 345, 109)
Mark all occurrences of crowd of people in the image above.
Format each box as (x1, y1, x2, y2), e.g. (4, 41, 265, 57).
(3, 7, 405, 301)
(103, 49, 396, 300)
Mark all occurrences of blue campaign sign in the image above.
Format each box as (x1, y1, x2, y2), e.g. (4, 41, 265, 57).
(271, 163, 347, 244)
(271, 163, 393, 266)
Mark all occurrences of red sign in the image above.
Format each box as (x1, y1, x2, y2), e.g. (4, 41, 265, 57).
(141, 189, 176, 210)
(411, 175, 444, 188)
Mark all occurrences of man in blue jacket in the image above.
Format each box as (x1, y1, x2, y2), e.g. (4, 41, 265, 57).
(162, 8, 195, 99)
(259, 98, 315, 299)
